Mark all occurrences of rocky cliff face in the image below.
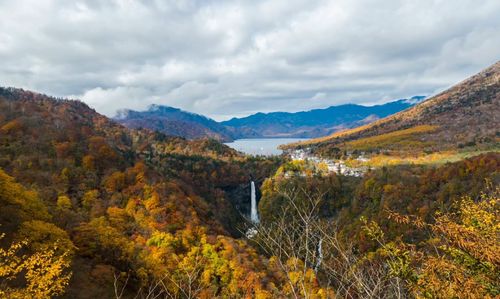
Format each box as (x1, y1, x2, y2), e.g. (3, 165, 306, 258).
(222, 180, 263, 223)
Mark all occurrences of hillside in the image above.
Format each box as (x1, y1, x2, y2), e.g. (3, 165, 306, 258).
(0, 87, 286, 298)
(115, 104, 236, 142)
(222, 97, 424, 138)
(288, 61, 500, 156)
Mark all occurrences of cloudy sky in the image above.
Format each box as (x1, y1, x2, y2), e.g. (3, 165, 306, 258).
(0, 0, 499, 120)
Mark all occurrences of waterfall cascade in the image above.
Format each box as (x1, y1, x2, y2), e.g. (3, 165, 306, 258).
(250, 181, 259, 223)
(315, 238, 323, 272)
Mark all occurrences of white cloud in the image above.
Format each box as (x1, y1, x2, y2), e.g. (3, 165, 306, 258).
(0, 0, 498, 120)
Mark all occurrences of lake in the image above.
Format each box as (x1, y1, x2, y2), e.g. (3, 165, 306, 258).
(224, 138, 309, 156)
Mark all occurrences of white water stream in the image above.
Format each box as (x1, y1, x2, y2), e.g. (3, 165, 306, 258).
(250, 181, 259, 223)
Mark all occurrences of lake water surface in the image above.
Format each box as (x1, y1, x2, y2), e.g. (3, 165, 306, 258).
(224, 138, 309, 156)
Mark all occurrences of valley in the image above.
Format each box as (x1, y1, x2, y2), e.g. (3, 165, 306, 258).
(1, 1, 499, 297)
(0, 63, 498, 298)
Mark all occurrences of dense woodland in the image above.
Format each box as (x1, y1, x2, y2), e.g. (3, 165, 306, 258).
(0, 88, 285, 298)
(0, 87, 499, 298)
(256, 154, 499, 297)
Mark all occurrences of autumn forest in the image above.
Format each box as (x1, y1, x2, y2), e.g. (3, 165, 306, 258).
(1, 56, 499, 299)
(1, 0, 500, 295)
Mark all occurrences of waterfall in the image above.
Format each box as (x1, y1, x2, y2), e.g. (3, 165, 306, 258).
(250, 181, 259, 223)
(315, 237, 323, 272)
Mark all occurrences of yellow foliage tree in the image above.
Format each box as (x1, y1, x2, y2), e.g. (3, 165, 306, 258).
(82, 189, 99, 210)
(0, 168, 50, 223)
(56, 195, 72, 210)
(364, 186, 500, 298)
(413, 189, 499, 298)
(271, 257, 333, 299)
(16, 220, 75, 256)
(0, 233, 72, 298)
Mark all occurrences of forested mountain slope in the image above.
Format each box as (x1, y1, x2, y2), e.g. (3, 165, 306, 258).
(0, 87, 289, 298)
(255, 152, 499, 298)
(289, 61, 499, 155)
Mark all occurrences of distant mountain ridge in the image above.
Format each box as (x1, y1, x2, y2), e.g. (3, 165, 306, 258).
(222, 96, 425, 138)
(115, 104, 237, 142)
(115, 97, 424, 141)
(115, 97, 425, 141)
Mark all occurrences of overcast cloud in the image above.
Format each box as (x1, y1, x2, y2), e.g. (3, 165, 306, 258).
(0, 0, 499, 120)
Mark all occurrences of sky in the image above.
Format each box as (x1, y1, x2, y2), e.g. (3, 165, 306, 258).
(0, 0, 499, 120)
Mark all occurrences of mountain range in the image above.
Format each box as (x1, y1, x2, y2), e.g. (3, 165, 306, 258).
(115, 97, 425, 141)
(221, 97, 425, 138)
